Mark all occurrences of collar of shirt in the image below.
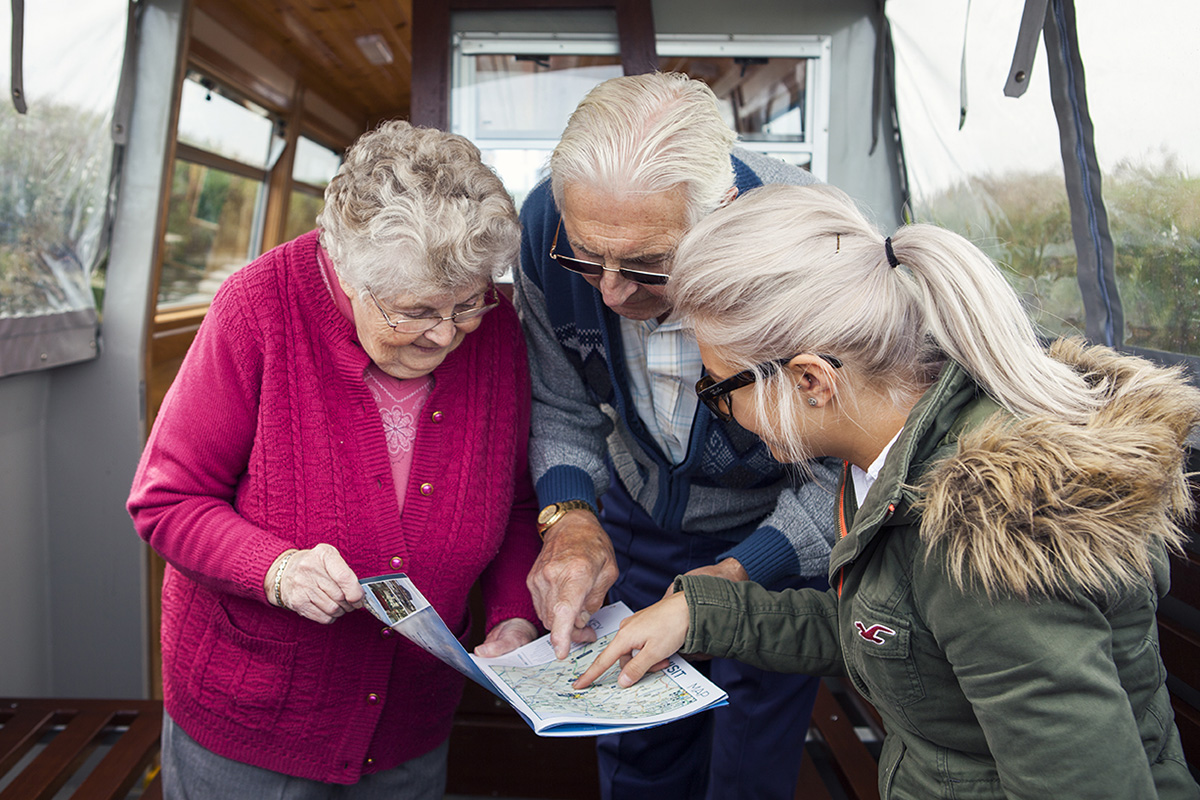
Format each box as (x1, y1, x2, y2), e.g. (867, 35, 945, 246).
(619, 315, 703, 464)
(850, 428, 903, 509)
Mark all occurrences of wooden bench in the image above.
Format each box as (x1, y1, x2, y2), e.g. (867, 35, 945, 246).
(1161, 539, 1200, 776)
(0, 698, 162, 800)
(798, 678, 884, 800)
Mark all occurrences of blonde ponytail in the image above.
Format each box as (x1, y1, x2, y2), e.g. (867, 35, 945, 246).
(668, 184, 1105, 452)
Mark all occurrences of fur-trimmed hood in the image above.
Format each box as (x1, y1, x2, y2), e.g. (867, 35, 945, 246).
(917, 339, 1200, 599)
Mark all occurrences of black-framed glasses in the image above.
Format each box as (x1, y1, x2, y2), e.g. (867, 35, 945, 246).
(367, 284, 499, 334)
(696, 353, 843, 423)
(549, 218, 671, 287)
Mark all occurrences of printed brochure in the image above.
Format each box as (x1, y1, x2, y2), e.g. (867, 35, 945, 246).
(359, 572, 728, 737)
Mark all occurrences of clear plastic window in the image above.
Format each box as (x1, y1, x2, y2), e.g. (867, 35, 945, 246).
(890, 1, 1200, 357)
(0, 0, 126, 375)
(1079, 8, 1200, 356)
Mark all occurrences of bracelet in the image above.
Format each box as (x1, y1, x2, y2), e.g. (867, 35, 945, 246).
(272, 550, 297, 608)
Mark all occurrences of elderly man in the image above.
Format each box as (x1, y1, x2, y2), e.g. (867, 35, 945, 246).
(515, 72, 839, 800)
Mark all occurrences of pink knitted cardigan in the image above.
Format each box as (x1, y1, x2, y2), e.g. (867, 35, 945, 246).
(128, 230, 540, 783)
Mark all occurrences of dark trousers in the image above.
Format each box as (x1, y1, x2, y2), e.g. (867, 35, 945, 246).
(596, 477, 825, 800)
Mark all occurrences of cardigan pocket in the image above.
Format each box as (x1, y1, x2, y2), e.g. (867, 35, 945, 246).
(189, 600, 298, 732)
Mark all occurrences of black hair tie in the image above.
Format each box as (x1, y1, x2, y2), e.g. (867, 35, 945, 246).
(884, 237, 900, 268)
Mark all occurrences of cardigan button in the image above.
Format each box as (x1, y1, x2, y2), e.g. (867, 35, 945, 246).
(364, 757, 375, 766)
(431, 410, 444, 422)
(389, 556, 403, 570)
(367, 693, 379, 704)
(419, 482, 433, 496)
(381, 627, 394, 638)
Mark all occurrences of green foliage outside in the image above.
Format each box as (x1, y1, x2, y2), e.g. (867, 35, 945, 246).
(159, 162, 221, 306)
(1106, 157, 1200, 355)
(159, 161, 258, 307)
(284, 191, 324, 244)
(916, 157, 1200, 356)
(1, 99, 109, 317)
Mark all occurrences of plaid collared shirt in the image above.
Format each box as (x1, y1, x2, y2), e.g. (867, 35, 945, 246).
(620, 315, 703, 464)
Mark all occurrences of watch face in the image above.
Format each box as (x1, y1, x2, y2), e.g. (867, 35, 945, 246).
(537, 504, 560, 525)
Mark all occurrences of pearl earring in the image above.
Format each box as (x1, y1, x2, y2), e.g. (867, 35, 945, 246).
(808, 398, 818, 407)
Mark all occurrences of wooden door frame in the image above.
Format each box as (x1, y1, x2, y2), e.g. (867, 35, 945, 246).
(410, 0, 657, 130)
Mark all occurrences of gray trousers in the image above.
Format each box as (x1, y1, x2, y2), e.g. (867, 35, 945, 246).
(162, 712, 448, 800)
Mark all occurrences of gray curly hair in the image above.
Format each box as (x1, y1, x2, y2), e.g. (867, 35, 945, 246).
(318, 120, 519, 299)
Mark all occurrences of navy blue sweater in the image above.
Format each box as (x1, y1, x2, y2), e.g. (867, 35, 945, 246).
(513, 150, 837, 584)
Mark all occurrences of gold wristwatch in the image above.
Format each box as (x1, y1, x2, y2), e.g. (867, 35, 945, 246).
(536, 500, 595, 538)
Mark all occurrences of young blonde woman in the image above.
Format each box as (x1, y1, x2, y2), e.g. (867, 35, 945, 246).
(577, 183, 1200, 799)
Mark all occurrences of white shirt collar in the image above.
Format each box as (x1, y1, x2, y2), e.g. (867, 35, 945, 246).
(850, 428, 903, 508)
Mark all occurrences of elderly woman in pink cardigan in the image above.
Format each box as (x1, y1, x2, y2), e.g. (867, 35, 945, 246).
(128, 121, 540, 799)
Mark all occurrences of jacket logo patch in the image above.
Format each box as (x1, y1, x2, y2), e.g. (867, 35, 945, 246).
(854, 621, 897, 645)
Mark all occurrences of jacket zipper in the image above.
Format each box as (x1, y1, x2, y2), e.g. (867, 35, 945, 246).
(835, 459, 896, 596)
(837, 460, 850, 596)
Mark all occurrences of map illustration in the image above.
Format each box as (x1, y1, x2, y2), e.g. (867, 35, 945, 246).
(359, 573, 728, 737)
(490, 633, 694, 721)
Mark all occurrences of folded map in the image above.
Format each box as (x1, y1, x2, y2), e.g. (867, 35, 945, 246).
(359, 572, 728, 737)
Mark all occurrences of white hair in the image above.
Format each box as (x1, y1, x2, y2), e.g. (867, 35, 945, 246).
(668, 183, 1108, 464)
(317, 120, 519, 299)
(549, 72, 737, 225)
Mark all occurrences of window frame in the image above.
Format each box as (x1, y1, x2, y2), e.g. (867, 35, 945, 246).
(451, 32, 833, 183)
(155, 72, 278, 315)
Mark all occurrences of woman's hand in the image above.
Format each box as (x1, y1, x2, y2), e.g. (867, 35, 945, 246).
(267, 543, 364, 624)
(573, 591, 690, 689)
(474, 617, 540, 657)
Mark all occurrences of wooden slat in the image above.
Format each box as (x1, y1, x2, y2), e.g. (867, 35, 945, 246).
(1171, 695, 1200, 772)
(72, 705, 162, 800)
(143, 770, 164, 800)
(837, 677, 885, 740)
(809, 682, 881, 800)
(793, 750, 835, 800)
(0, 708, 113, 800)
(1158, 616, 1200, 691)
(0, 700, 163, 800)
(0, 705, 57, 778)
(1167, 549, 1200, 610)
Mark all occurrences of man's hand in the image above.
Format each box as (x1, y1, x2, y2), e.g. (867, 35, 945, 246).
(527, 510, 619, 659)
(660, 556, 748, 601)
(686, 556, 749, 582)
(573, 591, 690, 690)
(269, 543, 364, 624)
(474, 617, 540, 658)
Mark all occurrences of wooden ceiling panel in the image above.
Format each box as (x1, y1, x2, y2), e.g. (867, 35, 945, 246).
(195, 0, 413, 128)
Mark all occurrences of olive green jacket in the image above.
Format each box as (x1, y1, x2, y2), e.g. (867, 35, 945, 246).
(679, 341, 1200, 799)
